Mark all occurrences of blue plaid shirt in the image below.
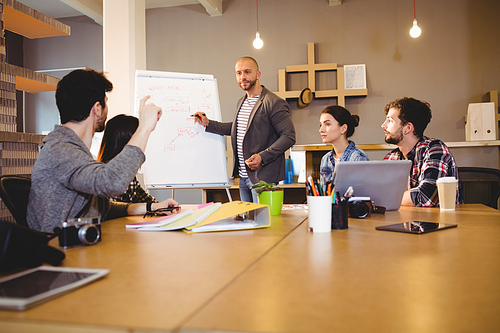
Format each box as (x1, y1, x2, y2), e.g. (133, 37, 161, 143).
(320, 140, 369, 184)
(384, 136, 463, 207)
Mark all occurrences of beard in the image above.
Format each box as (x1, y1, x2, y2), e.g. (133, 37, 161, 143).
(239, 78, 256, 91)
(384, 128, 404, 145)
(95, 121, 105, 133)
(95, 113, 107, 133)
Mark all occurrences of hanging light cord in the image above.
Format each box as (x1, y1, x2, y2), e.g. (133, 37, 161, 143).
(413, 0, 416, 19)
(256, 0, 259, 32)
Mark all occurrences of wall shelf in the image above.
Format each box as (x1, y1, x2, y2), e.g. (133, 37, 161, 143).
(293, 141, 500, 179)
(293, 141, 500, 152)
(0, 62, 60, 93)
(1, 0, 70, 39)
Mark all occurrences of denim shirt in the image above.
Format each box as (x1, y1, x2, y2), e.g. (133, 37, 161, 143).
(320, 140, 369, 184)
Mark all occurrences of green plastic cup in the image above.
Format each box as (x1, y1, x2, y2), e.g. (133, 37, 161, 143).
(258, 190, 284, 216)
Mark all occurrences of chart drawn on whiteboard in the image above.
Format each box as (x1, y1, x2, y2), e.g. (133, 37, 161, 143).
(134, 70, 229, 188)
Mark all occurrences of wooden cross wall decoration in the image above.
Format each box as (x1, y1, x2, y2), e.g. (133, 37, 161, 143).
(274, 42, 367, 107)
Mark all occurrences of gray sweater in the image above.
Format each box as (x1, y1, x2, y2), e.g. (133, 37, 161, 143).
(27, 125, 145, 233)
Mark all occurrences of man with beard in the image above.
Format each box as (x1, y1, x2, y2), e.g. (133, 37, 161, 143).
(381, 97, 462, 207)
(193, 57, 295, 202)
(27, 69, 178, 233)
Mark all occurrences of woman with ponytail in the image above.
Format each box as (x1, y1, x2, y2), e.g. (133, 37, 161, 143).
(319, 105, 369, 184)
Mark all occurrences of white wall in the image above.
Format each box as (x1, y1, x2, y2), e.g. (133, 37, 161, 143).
(24, 0, 500, 170)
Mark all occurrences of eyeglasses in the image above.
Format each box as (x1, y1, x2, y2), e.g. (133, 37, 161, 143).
(143, 207, 180, 218)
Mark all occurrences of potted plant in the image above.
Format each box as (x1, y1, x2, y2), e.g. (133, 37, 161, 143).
(252, 181, 284, 216)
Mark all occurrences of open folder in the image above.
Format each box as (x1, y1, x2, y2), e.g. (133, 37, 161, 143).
(184, 201, 270, 233)
(127, 203, 221, 231)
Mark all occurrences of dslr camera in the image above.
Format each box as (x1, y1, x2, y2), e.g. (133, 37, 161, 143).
(348, 197, 373, 219)
(58, 217, 101, 248)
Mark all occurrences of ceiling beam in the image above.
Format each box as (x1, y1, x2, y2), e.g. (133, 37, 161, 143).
(198, 0, 222, 16)
(60, 0, 103, 25)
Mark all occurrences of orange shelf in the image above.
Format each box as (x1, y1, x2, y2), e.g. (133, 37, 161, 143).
(16, 76, 57, 93)
(1, 63, 59, 93)
(2, 0, 70, 39)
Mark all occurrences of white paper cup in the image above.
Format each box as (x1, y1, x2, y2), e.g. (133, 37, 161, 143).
(307, 196, 332, 233)
(436, 177, 458, 211)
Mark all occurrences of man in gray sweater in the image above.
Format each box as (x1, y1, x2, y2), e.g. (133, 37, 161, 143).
(27, 69, 178, 233)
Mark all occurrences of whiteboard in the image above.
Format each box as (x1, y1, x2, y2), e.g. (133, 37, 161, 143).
(134, 70, 230, 188)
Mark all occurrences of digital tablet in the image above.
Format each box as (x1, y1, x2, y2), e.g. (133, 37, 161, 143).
(376, 221, 458, 234)
(0, 266, 109, 311)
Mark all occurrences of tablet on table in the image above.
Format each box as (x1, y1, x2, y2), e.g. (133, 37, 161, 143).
(0, 266, 109, 311)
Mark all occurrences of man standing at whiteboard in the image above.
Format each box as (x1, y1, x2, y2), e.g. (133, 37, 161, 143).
(194, 57, 296, 202)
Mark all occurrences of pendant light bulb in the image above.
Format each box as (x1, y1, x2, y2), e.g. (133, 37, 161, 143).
(410, 18, 421, 38)
(253, 32, 264, 49)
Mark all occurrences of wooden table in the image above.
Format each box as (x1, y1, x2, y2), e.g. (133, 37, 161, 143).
(1, 204, 499, 333)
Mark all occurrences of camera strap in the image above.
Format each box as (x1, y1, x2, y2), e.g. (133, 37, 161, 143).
(75, 194, 94, 219)
(372, 205, 386, 214)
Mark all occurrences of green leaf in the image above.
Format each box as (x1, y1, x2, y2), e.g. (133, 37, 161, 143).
(251, 180, 281, 194)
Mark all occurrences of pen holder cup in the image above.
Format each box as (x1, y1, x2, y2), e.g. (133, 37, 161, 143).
(307, 196, 333, 233)
(332, 201, 348, 229)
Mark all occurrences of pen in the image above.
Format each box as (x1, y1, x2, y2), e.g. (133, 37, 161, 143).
(315, 183, 321, 196)
(335, 190, 341, 204)
(305, 182, 313, 196)
(317, 183, 324, 196)
(308, 176, 318, 196)
(190, 113, 206, 119)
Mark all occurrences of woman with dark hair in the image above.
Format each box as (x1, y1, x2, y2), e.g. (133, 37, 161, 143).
(98, 114, 158, 203)
(319, 105, 369, 184)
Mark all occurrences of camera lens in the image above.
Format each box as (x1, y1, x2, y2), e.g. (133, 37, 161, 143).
(78, 224, 100, 245)
(350, 201, 369, 218)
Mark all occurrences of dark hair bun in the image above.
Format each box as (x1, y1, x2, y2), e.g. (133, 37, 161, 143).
(351, 114, 360, 127)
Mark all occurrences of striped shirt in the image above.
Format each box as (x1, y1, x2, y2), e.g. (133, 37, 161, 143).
(236, 96, 259, 178)
(384, 136, 463, 207)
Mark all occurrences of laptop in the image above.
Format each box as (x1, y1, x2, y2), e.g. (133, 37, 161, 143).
(332, 160, 411, 211)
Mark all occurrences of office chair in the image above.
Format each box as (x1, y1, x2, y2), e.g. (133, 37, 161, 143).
(0, 175, 32, 228)
(458, 167, 500, 209)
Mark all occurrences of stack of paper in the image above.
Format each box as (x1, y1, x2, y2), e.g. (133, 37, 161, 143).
(139, 203, 222, 231)
(125, 209, 194, 229)
(125, 201, 270, 233)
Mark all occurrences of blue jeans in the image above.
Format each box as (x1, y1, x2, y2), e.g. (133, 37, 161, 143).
(239, 177, 258, 203)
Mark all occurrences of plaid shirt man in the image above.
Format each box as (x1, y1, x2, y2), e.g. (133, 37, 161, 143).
(384, 136, 463, 207)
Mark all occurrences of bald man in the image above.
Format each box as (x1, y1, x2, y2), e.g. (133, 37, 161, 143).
(194, 57, 295, 202)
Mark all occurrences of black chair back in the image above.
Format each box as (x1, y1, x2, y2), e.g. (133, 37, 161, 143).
(458, 167, 500, 209)
(0, 175, 31, 228)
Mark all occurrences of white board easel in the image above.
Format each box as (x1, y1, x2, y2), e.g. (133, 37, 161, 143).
(134, 70, 230, 189)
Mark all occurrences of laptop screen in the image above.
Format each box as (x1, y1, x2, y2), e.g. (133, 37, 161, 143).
(332, 160, 411, 210)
